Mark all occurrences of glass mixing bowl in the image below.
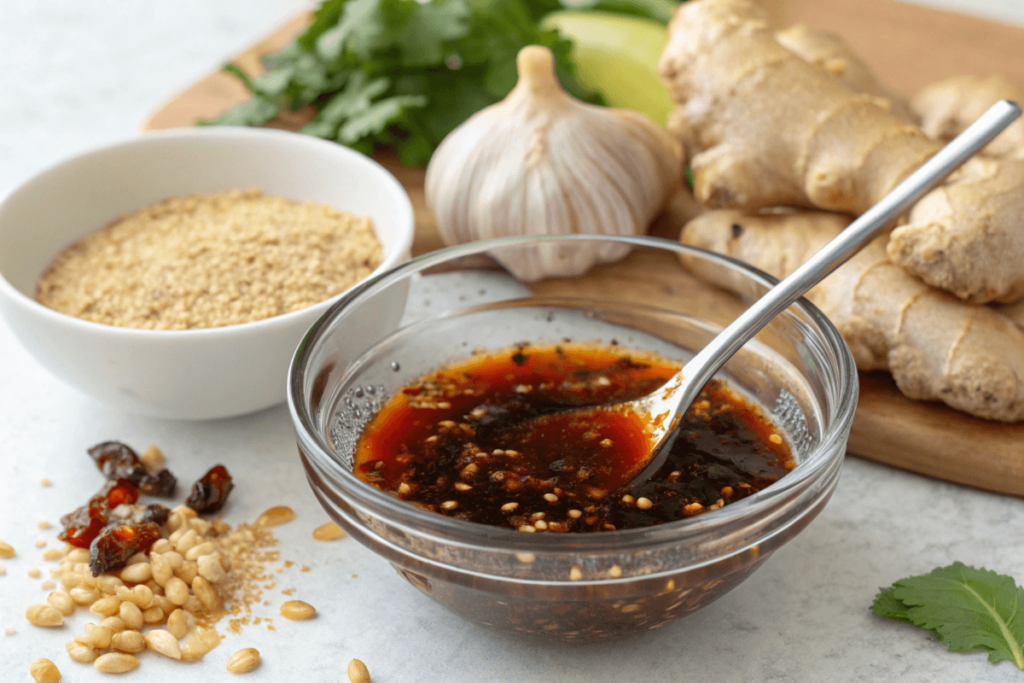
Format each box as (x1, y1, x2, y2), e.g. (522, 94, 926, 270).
(288, 235, 857, 641)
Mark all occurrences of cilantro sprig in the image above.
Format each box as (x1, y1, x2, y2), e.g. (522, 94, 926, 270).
(872, 562, 1024, 669)
(205, 0, 683, 167)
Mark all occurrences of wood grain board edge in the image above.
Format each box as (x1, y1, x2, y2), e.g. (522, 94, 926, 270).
(141, 0, 1024, 497)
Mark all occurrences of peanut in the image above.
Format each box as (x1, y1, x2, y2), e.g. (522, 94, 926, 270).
(93, 653, 140, 674)
(348, 659, 371, 683)
(280, 600, 316, 621)
(29, 657, 61, 683)
(226, 647, 261, 674)
(25, 604, 64, 627)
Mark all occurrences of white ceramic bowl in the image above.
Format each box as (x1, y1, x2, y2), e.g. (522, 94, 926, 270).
(0, 127, 414, 420)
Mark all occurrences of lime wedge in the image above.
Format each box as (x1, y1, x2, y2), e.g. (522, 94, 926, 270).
(542, 11, 674, 126)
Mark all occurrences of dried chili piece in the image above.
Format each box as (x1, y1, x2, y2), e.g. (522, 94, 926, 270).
(88, 521, 161, 576)
(58, 479, 140, 549)
(185, 465, 234, 514)
(87, 441, 177, 497)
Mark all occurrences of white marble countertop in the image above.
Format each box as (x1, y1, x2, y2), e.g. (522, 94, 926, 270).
(1, 1, 1023, 681)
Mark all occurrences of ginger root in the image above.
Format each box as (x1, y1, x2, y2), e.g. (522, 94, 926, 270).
(774, 25, 917, 124)
(679, 209, 1024, 421)
(887, 156, 1024, 303)
(658, 0, 1024, 304)
(913, 75, 1024, 159)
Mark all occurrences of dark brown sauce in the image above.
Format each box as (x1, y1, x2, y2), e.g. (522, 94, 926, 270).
(354, 343, 794, 532)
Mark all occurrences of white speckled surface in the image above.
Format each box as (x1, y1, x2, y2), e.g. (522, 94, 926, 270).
(1, 1, 1023, 681)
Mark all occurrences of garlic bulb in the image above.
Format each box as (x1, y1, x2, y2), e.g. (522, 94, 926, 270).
(425, 45, 683, 282)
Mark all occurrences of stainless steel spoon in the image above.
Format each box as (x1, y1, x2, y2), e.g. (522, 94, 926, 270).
(614, 99, 1021, 486)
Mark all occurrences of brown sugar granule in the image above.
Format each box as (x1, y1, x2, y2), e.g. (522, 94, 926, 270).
(36, 190, 383, 330)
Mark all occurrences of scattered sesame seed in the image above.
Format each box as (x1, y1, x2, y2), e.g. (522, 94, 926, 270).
(454, 482, 472, 492)
(568, 509, 582, 519)
(621, 495, 635, 504)
(500, 503, 518, 513)
(5, 627, 14, 636)
(543, 493, 558, 503)
(37, 521, 51, 530)
(600, 439, 613, 447)
(636, 497, 653, 510)
(40, 479, 52, 487)
(397, 483, 411, 495)
(516, 553, 535, 563)
(769, 433, 783, 444)
(34, 540, 46, 548)
(517, 525, 536, 533)
(534, 520, 548, 531)
(569, 566, 583, 581)
(608, 565, 623, 578)
(440, 501, 459, 511)
(40, 581, 55, 591)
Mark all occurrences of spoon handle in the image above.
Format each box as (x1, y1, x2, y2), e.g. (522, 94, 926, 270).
(677, 99, 1021, 400)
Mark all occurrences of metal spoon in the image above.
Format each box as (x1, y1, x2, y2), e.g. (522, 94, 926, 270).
(614, 99, 1021, 486)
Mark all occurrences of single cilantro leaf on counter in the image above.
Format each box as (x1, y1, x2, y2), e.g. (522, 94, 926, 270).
(871, 562, 1024, 670)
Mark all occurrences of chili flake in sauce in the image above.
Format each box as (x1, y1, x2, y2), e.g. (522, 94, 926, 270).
(354, 343, 795, 532)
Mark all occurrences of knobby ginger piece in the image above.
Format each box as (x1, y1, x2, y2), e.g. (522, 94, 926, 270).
(658, 0, 1024, 304)
(657, 0, 939, 213)
(679, 209, 1024, 421)
(774, 24, 917, 124)
(913, 75, 1024, 159)
(887, 156, 1024, 303)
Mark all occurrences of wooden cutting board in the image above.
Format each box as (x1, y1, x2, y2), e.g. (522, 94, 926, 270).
(142, 0, 1024, 496)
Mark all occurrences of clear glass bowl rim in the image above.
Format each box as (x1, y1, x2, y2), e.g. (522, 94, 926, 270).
(288, 233, 858, 555)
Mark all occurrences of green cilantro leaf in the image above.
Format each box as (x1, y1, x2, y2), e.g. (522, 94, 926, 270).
(872, 562, 1024, 669)
(206, 0, 611, 165)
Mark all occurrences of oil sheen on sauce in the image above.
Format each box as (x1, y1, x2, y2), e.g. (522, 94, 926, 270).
(354, 343, 795, 532)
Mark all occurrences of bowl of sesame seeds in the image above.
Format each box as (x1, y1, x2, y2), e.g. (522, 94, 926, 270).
(289, 234, 856, 641)
(0, 127, 414, 419)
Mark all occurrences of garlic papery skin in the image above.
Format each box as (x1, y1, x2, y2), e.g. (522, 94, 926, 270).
(425, 45, 684, 282)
